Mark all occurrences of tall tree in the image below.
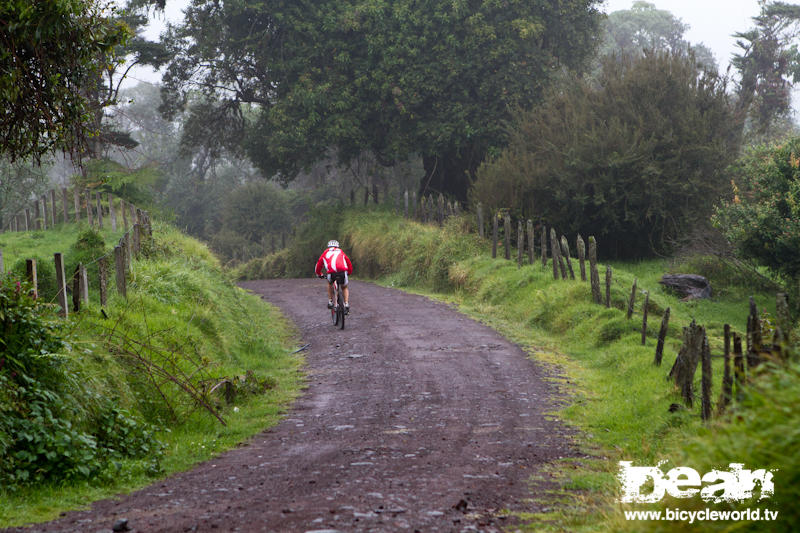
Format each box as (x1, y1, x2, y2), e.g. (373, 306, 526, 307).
(471, 52, 740, 258)
(733, 1, 800, 141)
(0, 0, 129, 162)
(160, 0, 602, 201)
(601, 1, 716, 71)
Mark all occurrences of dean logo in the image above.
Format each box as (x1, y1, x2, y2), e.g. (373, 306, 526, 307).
(618, 461, 775, 504)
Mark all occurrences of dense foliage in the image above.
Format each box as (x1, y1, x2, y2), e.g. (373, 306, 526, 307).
(159, 0, 602, 200)
(209, 182, 298, 262)
(0, 275, 158, 486)
(0, 0, 129, 161)
(713, 138, 800, 280)
(471, 52, 740, 258)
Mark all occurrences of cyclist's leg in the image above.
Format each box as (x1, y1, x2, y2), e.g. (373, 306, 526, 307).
(326, 274, 335, 306)
(342, 272, 350, 311)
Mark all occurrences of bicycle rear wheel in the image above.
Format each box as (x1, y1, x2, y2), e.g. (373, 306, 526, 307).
(330, 280, 339, 325)
(337, 289, 345, 329)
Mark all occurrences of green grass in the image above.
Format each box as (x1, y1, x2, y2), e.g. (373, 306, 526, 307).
(0, 223, 125, 265)
(0, 222, 303, 527)
(324, 208, 792, 532)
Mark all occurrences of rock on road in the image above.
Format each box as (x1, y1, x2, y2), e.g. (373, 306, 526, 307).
(9, 279, 576, 533)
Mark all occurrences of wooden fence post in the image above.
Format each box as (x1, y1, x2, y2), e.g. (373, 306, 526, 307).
(62, 187, 69, 224)
(26, 259, 38, 298)
(550, 228, 560, 280)
(517, 220, 524, 268)
(96, 192, 104, 229)
(560, 236, 575, 280)
(588, 237, 601, 304)
(99, 256, 108, 306)
(641, 291, 649, 345)
(24, 208, 31, 231)
(72, 265, 81, 312)
(437, 194, 444, 225)
(34, 199, 42, 230)
(121, 199, 128, 231)
(733, 333, 745, 400)
(605, 265, 612, 307)
(412, 190, 417, 219)
(80, 263, 89, 303)
(86, 190, 94, 226)
(626, 279, 637, 319)
(54, 253, 68, 316)
(109, 193, 117, 231)
(654, 307, 670, 366)
(701, 332, 712, 421)
(491, 214, 498, 259)
(45, 194, 52, 228)
(133, 223, 141, 256)
(124, 232, 132, 268)
(720, 324, 733, 412)
(503, 214, 511, 260)
(477, 203, 484, 238)
(746, 296, 761, 368)
(525, 219, 536, 265)
(540, 225, 547, 267)
(41, 196, 48, 230)
(50, 190, 57, 227)
(114, 246, 127, 298)
(73, 188, 81, 223)
(669, 320, 704, 407)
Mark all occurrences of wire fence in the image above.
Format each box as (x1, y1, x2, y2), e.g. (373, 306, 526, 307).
(1, 187, 153, 316)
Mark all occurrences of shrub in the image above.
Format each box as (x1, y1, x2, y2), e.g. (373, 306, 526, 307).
(0, 275, 162, 487)
(713, 138, 800, 281)
(471, 52, 739, 258)
(66, 227, 108, 293)
(10, 256, 57, 303)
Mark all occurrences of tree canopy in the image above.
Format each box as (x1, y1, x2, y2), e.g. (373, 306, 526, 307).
(0, 0, 129, 162)
(471, 52, 740, 258)
(600, 1, 716, 70)
(159, 0, 602, 201)
(732, 1, 800, 140)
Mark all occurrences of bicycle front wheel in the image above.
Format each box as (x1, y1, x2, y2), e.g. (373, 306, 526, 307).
(337, 291, 345, 330)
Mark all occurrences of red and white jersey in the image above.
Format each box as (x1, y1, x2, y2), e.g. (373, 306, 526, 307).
(315, 247, 353, 276)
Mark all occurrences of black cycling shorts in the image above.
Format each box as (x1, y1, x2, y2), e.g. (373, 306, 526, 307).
(326, 271, 348, 286)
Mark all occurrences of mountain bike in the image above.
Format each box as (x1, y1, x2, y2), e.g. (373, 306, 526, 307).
(320, 273, 346, 329)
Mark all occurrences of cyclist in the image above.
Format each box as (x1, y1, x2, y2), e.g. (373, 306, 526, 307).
(314, 239, 353, 314)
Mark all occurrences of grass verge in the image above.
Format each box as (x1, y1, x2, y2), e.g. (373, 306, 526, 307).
(0, 222, 302, 527)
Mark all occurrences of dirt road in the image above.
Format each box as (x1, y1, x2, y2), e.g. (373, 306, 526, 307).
(11, 279, 577, 532)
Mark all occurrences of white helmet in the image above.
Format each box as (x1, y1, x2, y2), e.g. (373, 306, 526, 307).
(327, 239, 340, 248)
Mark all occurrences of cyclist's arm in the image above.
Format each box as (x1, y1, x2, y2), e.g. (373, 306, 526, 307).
(314, 255, 325, 277)
(345, 254, 353, 275)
